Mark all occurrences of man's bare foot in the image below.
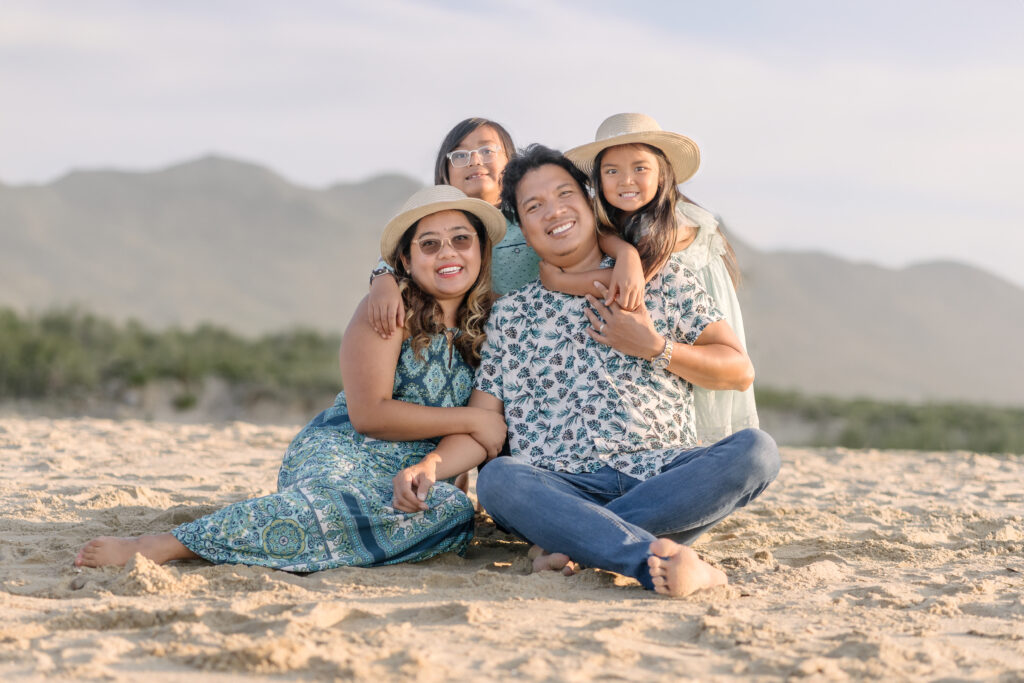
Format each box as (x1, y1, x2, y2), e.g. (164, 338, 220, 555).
(528, 544, 576, 576)
(74, 534, 197, 568)
(647, 538, 727, 597)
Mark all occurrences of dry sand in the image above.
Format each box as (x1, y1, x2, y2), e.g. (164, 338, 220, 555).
(1, 417, 1022, 681)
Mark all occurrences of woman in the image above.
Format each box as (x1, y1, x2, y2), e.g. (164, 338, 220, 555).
(75, 185, 507, 570)
(368, 117, 639, 337)
(367, 117, 539, 337)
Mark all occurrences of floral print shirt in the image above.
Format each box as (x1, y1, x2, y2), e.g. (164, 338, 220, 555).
(475, 255, 723, 480)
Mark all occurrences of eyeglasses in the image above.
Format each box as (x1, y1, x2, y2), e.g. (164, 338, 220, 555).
(446, 145, 502, 168)
(414, 232, 477, 256)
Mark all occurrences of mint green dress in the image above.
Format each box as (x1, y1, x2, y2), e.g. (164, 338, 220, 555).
(171, 333, 476, 570)
(674, 202, 760, 444)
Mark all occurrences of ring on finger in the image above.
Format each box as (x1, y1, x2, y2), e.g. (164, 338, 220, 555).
(599, 322, 606, 334)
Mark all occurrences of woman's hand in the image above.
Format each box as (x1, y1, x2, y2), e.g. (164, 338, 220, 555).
(392, 456, 438, 512)
(585, 282, 664, 360)
(467, 407, 507, 459)
(606, 249, 645, 311)
(368, 274, 404, 338)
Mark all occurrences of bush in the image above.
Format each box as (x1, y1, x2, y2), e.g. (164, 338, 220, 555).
(0, 306, 342, 400)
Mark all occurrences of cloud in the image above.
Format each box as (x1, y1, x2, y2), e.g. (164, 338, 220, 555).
(1, 0, 1021, 286)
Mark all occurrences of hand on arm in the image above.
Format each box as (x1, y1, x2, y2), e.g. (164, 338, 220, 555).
(367, 271, 404, 338)
(584, 282, 754, 391)
(392, 390, 505, 512)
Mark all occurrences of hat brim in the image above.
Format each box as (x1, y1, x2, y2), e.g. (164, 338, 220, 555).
(380, 198, 507, 269)
(564, 131, 701, 184)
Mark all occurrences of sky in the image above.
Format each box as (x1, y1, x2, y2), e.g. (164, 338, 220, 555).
(3, 0, 1023, 288)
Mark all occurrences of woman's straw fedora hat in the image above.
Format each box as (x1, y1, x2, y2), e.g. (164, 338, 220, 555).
(564, 113, 701, 183)
(380, 185, 506, 267)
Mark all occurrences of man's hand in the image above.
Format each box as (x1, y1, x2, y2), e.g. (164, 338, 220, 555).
(392, 457, 438, 512)
(585, 282, 664, 360)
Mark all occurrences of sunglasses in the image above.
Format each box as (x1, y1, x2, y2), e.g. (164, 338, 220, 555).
(414, 232, 477, 256)
(446, 145, 502, 168)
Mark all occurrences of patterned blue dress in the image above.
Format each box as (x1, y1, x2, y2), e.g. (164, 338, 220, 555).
(172, 333, 476, 571)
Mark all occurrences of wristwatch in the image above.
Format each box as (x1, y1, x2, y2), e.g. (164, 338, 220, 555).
(369, 265, 394, 286)
(652, 337, 674, 371)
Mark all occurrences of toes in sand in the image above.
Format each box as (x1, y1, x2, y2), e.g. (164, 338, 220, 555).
(74, 533, 193, 568)
(75, 536, 146, 568)
(529, 545, 577, 576)
(647, 538, 727, 597)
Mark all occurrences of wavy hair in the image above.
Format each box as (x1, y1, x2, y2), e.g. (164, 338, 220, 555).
(593, 143, 741, 285)
(592, 143, 679, 279)
(391, 211, 494, 366)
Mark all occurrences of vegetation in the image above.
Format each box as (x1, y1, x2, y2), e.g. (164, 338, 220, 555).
(756, 387, 1024, 454)
(2, 307, 1021, 454)
(0, 307, 341, 402)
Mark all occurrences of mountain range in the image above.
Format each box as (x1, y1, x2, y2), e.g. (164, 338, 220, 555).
(2, 155, 1021, 406)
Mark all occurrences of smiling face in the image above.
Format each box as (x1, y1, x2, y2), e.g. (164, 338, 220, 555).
(446, 125, 508, 206)
(402, 210, 482, 304)
(515, 164, 599, 269)
(598, 144, 662, 218)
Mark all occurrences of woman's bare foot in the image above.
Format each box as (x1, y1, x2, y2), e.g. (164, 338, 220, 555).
(74, 534, 197, 568)
(454, 472, 470, 494)
(528, 544, 576, 576)
(647, 538, 727, 597)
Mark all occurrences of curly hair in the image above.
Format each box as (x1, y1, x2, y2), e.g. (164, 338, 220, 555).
(391, 211, 494, 367)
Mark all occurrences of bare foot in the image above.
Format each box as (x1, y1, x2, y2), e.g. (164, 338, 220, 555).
(528, 544, 576, 576)
(454, 472, 470, 494)
(647, 538, 727, 597)
(74, 534, 197, 568)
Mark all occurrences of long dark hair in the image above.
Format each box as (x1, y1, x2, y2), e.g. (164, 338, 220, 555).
(593, 143, 741, 286)
(393, 211, 494, 366)
(433, 117, 516, 186)
(592, 143, 678, 279)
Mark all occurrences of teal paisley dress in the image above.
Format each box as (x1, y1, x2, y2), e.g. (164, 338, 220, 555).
(172, 333, 476, 570)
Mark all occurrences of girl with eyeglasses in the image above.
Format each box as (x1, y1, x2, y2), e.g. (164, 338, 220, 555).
(366, 117, 640, 337)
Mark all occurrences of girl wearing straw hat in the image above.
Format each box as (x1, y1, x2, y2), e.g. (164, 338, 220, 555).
(556, 112, 758, 445)
(76, 186, 508, 571)
(366, 117, 640, 338)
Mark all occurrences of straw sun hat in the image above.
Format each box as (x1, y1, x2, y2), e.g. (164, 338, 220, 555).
(380, 185, 506, 268)
(564, 113, 701, 184)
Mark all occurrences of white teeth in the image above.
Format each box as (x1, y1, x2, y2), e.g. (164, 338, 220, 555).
(620, 192, 639, 198)
(550, 221, 573, 236)
(438, 266, 462, 275)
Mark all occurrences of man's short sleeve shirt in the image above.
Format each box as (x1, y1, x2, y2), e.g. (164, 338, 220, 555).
(474, 255, 724, 480)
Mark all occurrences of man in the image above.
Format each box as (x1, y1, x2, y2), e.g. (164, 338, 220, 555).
(394, 145, 779, 597)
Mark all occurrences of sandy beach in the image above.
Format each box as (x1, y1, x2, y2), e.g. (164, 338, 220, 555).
(1, 416, 1022, 681)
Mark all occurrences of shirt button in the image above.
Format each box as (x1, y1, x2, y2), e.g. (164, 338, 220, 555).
(514, 248, 520, 253)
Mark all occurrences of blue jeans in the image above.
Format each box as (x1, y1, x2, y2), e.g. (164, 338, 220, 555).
(476, 428, 780, 590)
